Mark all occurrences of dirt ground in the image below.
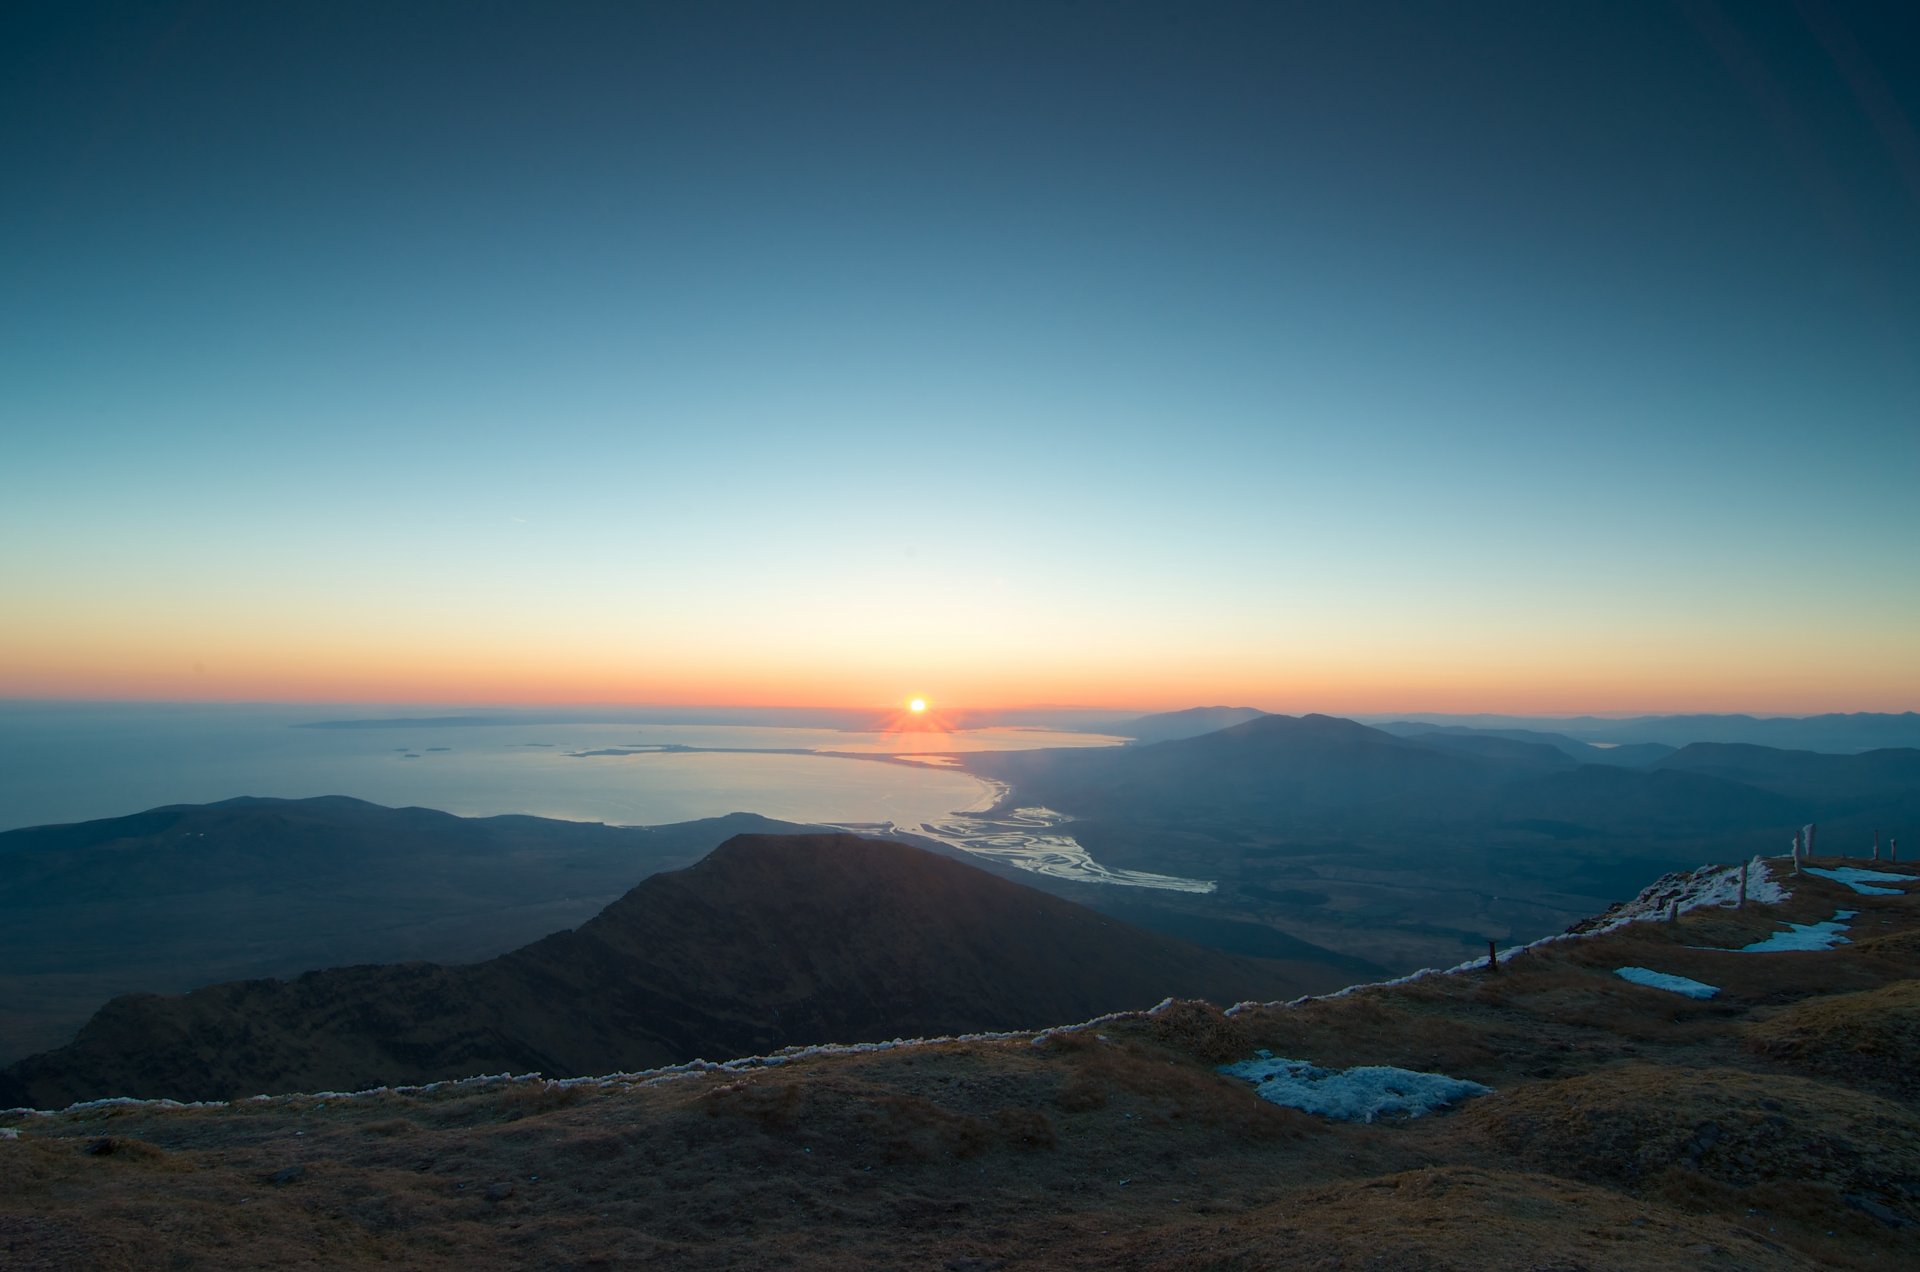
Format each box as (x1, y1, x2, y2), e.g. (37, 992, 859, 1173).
(4, 858, 1916, 1270)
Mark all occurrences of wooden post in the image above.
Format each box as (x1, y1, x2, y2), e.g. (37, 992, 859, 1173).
(1791, 831, 1801, 874)
(1667, 898, 1679, 923)
(1487, 940, 1499, 974)
(1873, 829, 1880, 862)
(1892, 837, 1899, 865)
(1738, 862, 1748, 909)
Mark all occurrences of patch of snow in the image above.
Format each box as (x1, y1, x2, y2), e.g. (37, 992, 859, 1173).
(0, 1127, 19, 1139)
(1805, 867, 1912, 896)
(1613, 967, 1719, 999)
(1740, 910, 1857, 952)
(1218, 1050, 1490, 1122)
(1225, 857, 1791, 1018)
(56, 1095, 226, 1113)
(1580, 857, 1786, 930)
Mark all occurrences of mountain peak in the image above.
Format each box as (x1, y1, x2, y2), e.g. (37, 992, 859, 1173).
(2, 834, 1329, 1106)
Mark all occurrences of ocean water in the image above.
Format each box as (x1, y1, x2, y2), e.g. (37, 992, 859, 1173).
(0, 704, 1124, 832)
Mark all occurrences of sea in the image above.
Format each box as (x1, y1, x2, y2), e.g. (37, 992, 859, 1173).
(0, 702, 1119, 834)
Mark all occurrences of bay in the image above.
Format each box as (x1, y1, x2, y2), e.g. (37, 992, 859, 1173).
(0, 703, 1124, 831)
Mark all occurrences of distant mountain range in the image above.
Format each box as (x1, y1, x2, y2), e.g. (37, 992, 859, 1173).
(0, 834, 1320, 1106)
(8, 715, 1915, 1092)
(1374, 721, 1676, 767)
(1365, 711, 1920, 754)
(1111, 705, 1269, 744)
(964, 713, 1919, 972)
(974, 712, 1920, 836)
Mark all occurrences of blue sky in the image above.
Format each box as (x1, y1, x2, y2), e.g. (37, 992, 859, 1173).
(3, 1, 1917, 711)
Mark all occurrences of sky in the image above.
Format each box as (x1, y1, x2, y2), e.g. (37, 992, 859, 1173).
(3, 1, 1918, 715)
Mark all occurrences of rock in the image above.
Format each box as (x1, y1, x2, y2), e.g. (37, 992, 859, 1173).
(485, 1182, 515, 1202)
(268, 1166, 306, 1186)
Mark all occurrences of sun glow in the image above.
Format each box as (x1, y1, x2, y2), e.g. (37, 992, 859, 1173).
(908, 697, 927, 714)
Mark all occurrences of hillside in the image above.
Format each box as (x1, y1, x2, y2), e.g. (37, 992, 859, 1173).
(969, 713, 1822, 831)
(3, 857, 1914, 1269)
(1110, 705, 1268, 744)
(0, 797, 812, 1063)
(1657, 743, 1920, 810)
(962, 714, 1917, 972)
(0, 834, 1323, 1107)
(1376, 720, 1676, 766)
(1373, 711, 1920, 754)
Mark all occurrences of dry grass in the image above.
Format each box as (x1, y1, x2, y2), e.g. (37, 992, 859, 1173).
(1746, 978, 1920, 1099)
(1105, 1167, 1816, 1272)
(3, 871, 1918, 1270)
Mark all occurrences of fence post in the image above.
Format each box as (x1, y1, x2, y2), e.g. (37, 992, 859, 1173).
(1738, 861, 1749, 909)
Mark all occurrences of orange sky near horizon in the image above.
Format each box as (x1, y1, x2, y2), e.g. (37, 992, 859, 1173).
(7, 3, 1920, 734)
(4, 627, 1914, 717)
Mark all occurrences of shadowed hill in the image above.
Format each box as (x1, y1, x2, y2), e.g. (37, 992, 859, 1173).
(1111, 705, 1268, 744)
(973, 713, 1848, 835)
(3, 861, 1914, 1270)
(0, 797, 811, 1063)
(1376, 720, 1675, 766)
(1656, 743, 1920, 809)
(1376, 711, 1920, 754)
(961, 714, 1912, 975)
(1484, 764, 1806, 834)
(1396, 729, 1577, 772)
(971, 714, 1498, 825)
(0, 834, 1317, 1106)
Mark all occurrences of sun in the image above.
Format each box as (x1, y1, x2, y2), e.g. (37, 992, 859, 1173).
(908, 698, 927, 714)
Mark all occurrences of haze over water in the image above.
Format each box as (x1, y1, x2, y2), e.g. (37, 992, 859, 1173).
(0, 703, 1122, 833)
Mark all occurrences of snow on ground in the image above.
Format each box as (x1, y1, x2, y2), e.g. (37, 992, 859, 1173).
(1590, 857, 1786, 926)
(1225, 857, 1790, 1017)
(1805, 866, 1912, 896)
(0, 1127, 19, 1139)
(1217, 1050, 1491, 1122)
(1740, 910, 1858, 952)
(1613, 967, 1719, 998)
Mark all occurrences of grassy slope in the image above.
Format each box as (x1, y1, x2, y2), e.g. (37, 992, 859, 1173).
(2, 859, 1915, 1269)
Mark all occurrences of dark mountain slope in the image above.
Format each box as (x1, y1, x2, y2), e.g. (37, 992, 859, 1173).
(958, 714, 1900, 973)
(0, 834, 1312, 1107)
(976, 713, 1839, 837)
(1399, 730, 1577, 772)
(1377, 721, 1673, 767)
(1485, 765, 1806, 835)
(1377, 711, 1920, 753)
(0, 797, 807, 1063)
(971, 713, 1505, 826)
(1112, 705, 1268, 744)
(1655, 743, 1920, 804)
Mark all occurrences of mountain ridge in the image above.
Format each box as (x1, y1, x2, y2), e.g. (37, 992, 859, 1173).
(0, 833, 1326, 1107)
(4, 855, 1913, 1270)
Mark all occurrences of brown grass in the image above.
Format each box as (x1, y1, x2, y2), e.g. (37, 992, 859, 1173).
(1745, 978, 1920, 1099)
(2, 873, 1917, 1270)
(1459, 1063, 1920, 1200)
